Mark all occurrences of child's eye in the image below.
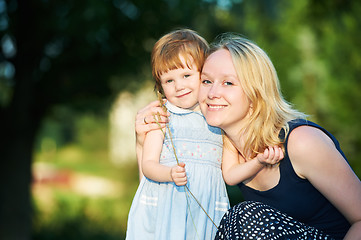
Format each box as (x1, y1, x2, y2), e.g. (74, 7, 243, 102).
(166, 79, 174, 83)
(184, 74, 190, 78)
(224, 81, 233, 86)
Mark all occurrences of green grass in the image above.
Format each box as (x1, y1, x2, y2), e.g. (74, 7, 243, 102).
(32, 143, 139, 240)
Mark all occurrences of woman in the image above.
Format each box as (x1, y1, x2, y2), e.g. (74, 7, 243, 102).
(198, 34, 361, 239)
(135, 33, 361, 239)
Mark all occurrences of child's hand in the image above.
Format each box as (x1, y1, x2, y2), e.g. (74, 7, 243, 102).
(256, 146, 284, 166)
(171, 162, 187, 186)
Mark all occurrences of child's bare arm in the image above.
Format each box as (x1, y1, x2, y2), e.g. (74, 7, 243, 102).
(222, 137, 285, 185)
(142, 129, 187, 185)
(135, 100, 169, 181)
(142, 129, 173, 182)
(222, 137, 265, 186)
(256, 146, 284, 166)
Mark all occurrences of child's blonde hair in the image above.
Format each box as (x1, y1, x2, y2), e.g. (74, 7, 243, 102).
(211, 34, 307, 158)
(151, 29, 209, 95)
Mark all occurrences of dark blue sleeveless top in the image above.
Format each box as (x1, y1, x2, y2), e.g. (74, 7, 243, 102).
(238, 119, 350, 239)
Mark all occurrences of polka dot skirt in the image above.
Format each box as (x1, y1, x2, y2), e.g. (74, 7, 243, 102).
(215, 201, 335, 240)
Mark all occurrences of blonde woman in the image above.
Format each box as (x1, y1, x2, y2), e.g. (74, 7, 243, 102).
(198, 34, 361, 239)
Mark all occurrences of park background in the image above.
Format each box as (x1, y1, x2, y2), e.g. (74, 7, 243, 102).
(1, 0, 361, 239)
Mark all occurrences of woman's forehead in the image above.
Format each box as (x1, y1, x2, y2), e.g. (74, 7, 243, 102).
(203, 49, 235, 73)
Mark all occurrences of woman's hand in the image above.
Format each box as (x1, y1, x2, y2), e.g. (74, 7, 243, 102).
(135, 99, 169, 148)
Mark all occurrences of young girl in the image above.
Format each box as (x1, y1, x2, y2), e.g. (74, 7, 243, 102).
(126, 29, 228, 240)
(127, 29, 283, 240)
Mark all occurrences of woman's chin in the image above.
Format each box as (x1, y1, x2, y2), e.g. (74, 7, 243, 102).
(204, 117, 222, 128)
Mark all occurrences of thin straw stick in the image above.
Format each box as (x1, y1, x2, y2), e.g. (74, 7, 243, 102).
(154, 93, 218, 229)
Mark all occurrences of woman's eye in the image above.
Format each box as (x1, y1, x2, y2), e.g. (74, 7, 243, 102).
(201, 79, 211, 84)
(184, 74, 190, 78)
(224, 81, 233, 86)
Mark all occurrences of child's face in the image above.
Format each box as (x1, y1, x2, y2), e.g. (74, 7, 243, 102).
(160, 56, 200, 110)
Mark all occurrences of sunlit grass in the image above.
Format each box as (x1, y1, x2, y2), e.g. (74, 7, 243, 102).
(32, 190, 128, 240)
(32, 142, 139, 240)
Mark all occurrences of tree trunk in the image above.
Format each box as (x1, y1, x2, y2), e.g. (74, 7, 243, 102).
(0, 123, 34, 240)
(0, 0, 44, 239)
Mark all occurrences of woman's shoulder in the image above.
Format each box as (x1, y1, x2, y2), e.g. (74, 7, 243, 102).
(288, 125, 333, 151)
(287, 124, 338, 178)
(286, 120, 336, 152)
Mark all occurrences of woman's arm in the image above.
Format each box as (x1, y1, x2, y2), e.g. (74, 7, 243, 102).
(222, 136, 280, 185)
(135, 100, 169, 181)
(288, 126, 361, 239)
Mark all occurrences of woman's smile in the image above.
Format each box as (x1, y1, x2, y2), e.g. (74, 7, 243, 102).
(207, 103, 226, 110)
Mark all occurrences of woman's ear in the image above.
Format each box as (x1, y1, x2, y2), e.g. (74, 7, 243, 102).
(247, 102, 254, 116)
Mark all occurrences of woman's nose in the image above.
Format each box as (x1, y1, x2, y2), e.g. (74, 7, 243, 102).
(208, 84, 220, 99)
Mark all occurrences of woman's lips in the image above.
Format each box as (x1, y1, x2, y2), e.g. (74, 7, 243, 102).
(207, 104, 226, 110)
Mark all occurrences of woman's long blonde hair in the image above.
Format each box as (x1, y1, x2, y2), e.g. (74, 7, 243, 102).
(210, 34, 307, 158)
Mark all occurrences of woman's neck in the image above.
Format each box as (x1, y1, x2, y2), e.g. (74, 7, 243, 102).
(224, 127, 248, 159)
(222, 114, 254, 159)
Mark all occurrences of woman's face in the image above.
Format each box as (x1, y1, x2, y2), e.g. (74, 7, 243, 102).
(198, 49, 251, 131)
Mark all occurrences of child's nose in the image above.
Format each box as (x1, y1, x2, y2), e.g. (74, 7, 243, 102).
(175, 80, 185, 91)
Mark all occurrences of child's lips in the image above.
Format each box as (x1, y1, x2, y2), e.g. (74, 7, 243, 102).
(176, 91, 191, 98)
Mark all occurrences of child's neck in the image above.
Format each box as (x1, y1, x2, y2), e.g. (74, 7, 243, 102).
(189, 103, 200, 111)
(168, 101, 200, 112)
